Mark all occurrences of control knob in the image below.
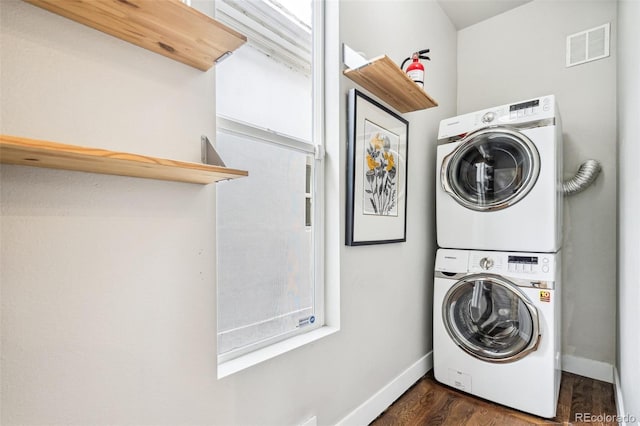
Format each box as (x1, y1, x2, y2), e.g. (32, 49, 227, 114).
(481, 111, 496, 123)
(479, 257, 494, 270)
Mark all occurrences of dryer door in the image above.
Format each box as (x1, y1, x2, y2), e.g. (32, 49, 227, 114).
(442, 273, 540, 363)
(441, 127, 540, 211)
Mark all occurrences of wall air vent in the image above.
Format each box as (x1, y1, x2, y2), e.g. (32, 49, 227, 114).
(566, 23, 610, 67)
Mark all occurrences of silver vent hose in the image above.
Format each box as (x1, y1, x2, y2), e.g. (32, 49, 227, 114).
(563, 159, 602, 196)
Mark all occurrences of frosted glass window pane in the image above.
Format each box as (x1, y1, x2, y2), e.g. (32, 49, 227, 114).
(216, 131, 314, 356)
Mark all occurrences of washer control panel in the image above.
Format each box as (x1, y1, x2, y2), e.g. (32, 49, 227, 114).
(436, 249, 559, 287)
(468, 250, 556, 281)
(506, 255, 551, 273)
(508, 99, 541, 120)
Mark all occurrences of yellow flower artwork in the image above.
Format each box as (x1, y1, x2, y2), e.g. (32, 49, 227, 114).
(363, 119, 399, 216)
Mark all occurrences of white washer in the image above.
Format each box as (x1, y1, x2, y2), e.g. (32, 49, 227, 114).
(436, 95, 563, 252)
(433, 248, 561, 418)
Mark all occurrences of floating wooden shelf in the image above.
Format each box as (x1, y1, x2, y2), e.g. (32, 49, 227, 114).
(344, 55, 438, 114)
(0, 135, 248, 184)
(23, 0, 247, 71)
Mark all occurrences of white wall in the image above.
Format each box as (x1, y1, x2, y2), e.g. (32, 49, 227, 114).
(0, 1, 457, 425)
(1, 2, 224, 424)
(616, 0, 640, 421)
(336, 0, 457, 418)
(457, 0, 618, 373)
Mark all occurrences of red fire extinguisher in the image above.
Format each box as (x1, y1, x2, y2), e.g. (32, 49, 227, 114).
(401, 49, 430, 89)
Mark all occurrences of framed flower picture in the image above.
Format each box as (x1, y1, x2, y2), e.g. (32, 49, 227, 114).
(346, 89, 409, 246)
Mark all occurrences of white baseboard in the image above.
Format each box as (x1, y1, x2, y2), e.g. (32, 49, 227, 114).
(562, 354, 613, 383)
(336, 352, 433, 426)
(300, 416, 317, 426)
(613, 366, 630, 426)
(613, 366, 639, 426)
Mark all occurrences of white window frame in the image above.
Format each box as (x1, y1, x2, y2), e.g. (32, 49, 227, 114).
(216, 0, 330, 377)
(215, 0, 312, 74)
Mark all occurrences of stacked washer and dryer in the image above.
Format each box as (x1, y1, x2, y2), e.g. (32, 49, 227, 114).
(433, 95, 563, 418)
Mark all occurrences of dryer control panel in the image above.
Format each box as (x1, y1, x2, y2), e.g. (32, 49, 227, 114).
(437, 95, 556, 140)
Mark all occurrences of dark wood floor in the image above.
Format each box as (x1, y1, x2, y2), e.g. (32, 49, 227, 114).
(371, 370, 617, 425)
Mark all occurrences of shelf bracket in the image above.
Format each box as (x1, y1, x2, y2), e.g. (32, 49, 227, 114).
(201, 136, 227, 167)
(215, 51, 234, 64)
(342, 43, 369, 70)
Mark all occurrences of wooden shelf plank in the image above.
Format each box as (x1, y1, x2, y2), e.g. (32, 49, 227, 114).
(24, 0, 247, 71)
(344, 55, 438, 113)
(0, 135, 248, 184)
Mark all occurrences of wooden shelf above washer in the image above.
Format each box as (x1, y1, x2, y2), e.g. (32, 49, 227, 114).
(344, 55, 438, 113)
(0, 135, 248, 184)
(23, 0, 247, 71)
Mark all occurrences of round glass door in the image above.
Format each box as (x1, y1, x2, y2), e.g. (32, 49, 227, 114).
(442, 127, 540, 211)
(443, 274, 540, 363)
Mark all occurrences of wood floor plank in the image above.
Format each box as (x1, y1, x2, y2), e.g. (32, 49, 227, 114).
(370, 370, 617, 426)
(556, 371, 575, 422)
(435, 396, 477, 425)
(570, 374, 593, 421)
(415, 382, 455, 425)
(594, 377, 618, 416)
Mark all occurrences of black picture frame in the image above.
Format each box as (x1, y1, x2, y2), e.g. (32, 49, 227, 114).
(346, 89, 409, 246)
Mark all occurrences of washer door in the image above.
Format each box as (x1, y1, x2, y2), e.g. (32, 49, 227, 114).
(441, 127, 540, 211)
(442, 274, 541, 363)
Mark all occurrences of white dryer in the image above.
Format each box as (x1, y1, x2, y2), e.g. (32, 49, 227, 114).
(433, 248, 561, 418)
(436, 95, 563, 252)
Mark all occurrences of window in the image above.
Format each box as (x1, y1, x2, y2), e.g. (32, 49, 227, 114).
(215, 0, 324, 364)
(215, 0, 312, 75)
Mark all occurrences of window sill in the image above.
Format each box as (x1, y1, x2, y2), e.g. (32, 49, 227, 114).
(217, 325, 339, 379)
